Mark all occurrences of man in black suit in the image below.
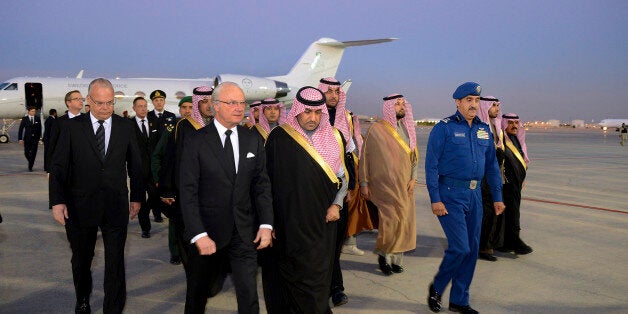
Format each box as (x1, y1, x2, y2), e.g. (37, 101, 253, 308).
(45, 90, 84, 173)
(179, 82, 273, 313)
(18, 107, 42, 171)
(42, 108, 57, 172)
(146, 89, 175, 222)
(130, 96, 159, 238)
(49, 78, 143, 313)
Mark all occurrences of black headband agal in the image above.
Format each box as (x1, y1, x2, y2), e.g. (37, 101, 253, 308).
(261, 98, 280, 105)
(193, 88, 213, 96)
(383, 94, 403, 101)
(480, 97, 499, 102)
(319, 78, 341, 86)
(502, 114, 519, 119)
(296, 86, 326, 107)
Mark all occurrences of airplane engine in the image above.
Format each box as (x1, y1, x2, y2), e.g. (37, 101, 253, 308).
(214, 75, 289, 101)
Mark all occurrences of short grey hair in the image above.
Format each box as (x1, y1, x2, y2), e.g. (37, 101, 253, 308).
(88, 78, 114, 95)
(211, 82, 241, 102)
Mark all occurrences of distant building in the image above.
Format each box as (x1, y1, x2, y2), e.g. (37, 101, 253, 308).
(546, 119, 560, 127)
(571, 119, 585, 128)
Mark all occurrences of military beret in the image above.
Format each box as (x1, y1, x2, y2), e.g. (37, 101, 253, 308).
(178, 96, 193, 107)
(453, 82, 481, 99)
(150, 90, 166, 100)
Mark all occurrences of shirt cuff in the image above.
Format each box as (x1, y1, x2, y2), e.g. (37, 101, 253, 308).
(259, 224, 273, 231)
(190, 232, 208, 244)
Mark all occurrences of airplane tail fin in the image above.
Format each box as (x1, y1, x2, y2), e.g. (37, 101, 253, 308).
(270, 37, 397, 89)
(76, 70, 84, 79)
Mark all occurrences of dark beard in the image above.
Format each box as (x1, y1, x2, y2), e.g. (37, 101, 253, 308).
(396, 112, 405, 119)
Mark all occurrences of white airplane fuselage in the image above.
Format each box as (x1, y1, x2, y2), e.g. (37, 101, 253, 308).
(599, 119, 628, 131)
(0, 37, 397, 142)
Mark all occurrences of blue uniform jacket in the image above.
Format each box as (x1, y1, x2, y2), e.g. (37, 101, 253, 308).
(425, 111, 502, 203)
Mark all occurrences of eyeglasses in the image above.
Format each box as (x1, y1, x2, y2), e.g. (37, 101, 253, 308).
(215, 99, 247, 107)
(70, 97, 85, 102)
(91, 98, 116, 107)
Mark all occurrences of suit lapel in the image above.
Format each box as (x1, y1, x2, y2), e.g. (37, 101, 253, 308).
(236, 125, 249, 177)
(206, 122, 236, 184)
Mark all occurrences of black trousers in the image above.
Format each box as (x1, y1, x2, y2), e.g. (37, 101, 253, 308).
(23, 140, 38, 170)
(65, 218, 128, 313)
(138, 184, 159, 232)
(330, 202, 349, 295)
(185, 227, 258, 314)
(502, 183, 525, 249)
(479, 181, 504, 251)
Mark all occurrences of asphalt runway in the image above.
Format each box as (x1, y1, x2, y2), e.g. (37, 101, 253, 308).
(0, 127, 626, 313)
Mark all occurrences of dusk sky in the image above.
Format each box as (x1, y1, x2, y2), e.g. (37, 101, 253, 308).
(1, 0, 626, 122)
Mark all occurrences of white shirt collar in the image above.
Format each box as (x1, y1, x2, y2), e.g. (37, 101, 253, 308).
(90, 112, 111, 125)
(213, 119, 237, 136)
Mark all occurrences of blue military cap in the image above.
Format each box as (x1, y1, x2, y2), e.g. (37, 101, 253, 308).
(452, 82, 481, 99)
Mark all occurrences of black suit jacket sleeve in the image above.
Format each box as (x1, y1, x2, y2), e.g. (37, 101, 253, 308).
(18, 117, 27, 141)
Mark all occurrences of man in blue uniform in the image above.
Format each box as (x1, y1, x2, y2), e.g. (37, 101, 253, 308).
(425, 82, 505, 314)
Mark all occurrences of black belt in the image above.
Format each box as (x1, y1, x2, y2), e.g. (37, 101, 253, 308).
(439, 176, 479, 190)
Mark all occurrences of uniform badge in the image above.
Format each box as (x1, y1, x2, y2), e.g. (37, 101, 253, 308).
(476, 129, 489, 140)
(454, 132, 465, 138)
(166, 117, 173, 122)
(476, 85, 482, 94)
(166, 125, 174, 132)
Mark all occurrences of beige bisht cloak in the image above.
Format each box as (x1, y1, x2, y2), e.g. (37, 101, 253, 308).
(359, 121, 417, 254)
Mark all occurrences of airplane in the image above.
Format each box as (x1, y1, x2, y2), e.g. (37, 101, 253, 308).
(598, 119, 628, 131)
(0, 37, 397, 143)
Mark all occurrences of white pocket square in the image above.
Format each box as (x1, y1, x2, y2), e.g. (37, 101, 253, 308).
(246, 152, 255, 158)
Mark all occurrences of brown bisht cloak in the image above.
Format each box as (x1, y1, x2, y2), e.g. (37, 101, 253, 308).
(359, 121, 417, 254)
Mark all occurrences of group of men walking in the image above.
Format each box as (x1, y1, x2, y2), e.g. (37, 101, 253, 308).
(41, 77, 532, 313)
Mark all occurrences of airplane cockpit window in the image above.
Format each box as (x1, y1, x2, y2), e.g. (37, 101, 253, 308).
(2, 83, 18, 90)
(175, 91, 186, 99)
(0, 83, 8, 90)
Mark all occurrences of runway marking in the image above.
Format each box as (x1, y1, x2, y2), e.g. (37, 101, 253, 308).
(522, 197, 627, 214)
(532, 155, 626, 160)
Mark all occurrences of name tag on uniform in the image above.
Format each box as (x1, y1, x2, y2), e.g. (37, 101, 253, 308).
(454, 132, 465, 138)
(477, 129, 489, 140)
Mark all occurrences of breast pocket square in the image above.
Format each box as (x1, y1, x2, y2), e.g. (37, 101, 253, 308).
(246, 152, 255, 158)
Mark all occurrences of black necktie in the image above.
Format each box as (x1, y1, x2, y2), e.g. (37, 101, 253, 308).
(30, 117, 33, 124)
(141, 119, 148, 139)
(96, 120, 105, 159)
(224, 130, 236, 176)
(158, 112, 162, 119)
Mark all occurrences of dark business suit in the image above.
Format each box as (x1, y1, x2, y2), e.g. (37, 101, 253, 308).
(45, 114, 78, 173)
(18, 115, 42, 170)
(179, 120, 273, 314)
(147, 109, 175, 220)
(42, 115, 55, 172)
(130, 116, 159, 233)
(49, 113, 143, 313)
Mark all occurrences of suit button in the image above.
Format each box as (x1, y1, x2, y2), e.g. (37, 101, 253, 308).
(101, 168, 105, 171)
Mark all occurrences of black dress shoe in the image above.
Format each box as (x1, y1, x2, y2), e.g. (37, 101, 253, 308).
(377, 255, 393, 276)
(427, 283, 442, 312)
(449, 302, 478, 314)
(331, 290, 348, 306)
(75, 297, 91, 313)
(170, 255, 182, 265)
(391, 264, 404, 273)
(514, 245, 533, 255)
(478, 252, 497, 261)
(141, 231, 151, 238)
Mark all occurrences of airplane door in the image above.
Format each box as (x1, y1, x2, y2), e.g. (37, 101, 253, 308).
(24, 82, 43, 111)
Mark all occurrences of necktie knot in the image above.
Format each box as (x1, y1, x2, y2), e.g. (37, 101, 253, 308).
(225, 129, 232, 137)
(97, 120, 104, 126)
(158, 113, 162, 118)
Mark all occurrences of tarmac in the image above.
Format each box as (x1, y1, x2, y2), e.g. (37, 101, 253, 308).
(0, 127, 627, 313)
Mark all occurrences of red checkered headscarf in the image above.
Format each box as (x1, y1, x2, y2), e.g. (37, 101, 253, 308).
(318, 77, 362, 155)
(257, 98, 286, 134)
(501, 113, 530, 164)
(191, 86, 213, 127)
(248, 101, 261, 125)
(287, 86, 343, 174)
(382, 94, 416, 150)
(478, 96, 504, 149)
